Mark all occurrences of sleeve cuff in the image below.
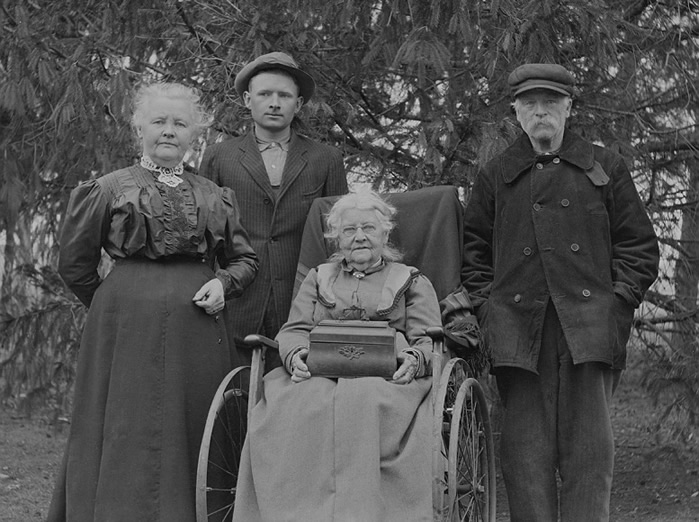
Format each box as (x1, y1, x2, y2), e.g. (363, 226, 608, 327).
(401, 348, 426, 378)
(215, 269, 234, 299)
(284, 346, 305, 374)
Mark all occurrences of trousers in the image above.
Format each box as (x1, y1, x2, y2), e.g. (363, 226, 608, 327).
(496, 303, 621, 522)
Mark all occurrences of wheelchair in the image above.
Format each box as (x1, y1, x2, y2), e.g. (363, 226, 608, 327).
(195, 186, 497, 522)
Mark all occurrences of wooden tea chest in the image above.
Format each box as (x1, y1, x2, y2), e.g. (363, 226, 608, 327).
(307, 319, 397, 378)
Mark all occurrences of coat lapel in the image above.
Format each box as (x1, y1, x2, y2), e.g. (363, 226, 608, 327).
(239, 132, 275, 198)
(500, 134, 536, 184)
(278, 132, 308, 200)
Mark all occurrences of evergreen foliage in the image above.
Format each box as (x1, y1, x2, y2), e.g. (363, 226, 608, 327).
(0, 0, 697, 438)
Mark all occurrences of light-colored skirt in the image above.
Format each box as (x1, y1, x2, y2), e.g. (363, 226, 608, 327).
(233, 367, 433, 522)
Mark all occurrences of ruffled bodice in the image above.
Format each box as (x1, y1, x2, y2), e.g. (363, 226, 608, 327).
(59, 164, 258, 306)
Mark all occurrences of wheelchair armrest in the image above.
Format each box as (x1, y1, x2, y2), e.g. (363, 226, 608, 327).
(243, 334, 279, 351)
(426, 326, 444, 341)
(427, 326, 448, 383)
(243, 334, 280, 418)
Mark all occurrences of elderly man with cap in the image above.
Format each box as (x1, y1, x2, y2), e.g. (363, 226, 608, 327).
(200, 52, 347, 367)
(460, 63, 659, 520)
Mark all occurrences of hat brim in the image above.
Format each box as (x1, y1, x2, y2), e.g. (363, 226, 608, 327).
(235, 63, 315, 102)
(513, 80, 573, 98)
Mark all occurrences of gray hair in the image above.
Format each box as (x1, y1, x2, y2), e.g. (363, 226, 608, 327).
(325, 187, 403, 263)
(131, 82, 212, 137)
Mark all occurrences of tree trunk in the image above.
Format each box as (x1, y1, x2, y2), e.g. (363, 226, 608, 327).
(673, 164, 699, 353)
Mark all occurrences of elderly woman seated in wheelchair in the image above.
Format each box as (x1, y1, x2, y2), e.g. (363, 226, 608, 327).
(198, 185, 496, 522)
(232, 187, 441, 521)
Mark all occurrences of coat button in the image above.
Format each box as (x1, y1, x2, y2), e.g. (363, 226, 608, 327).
(582, 289, 591, 297)
(523, 247, 532, 256)
(553, 157, 561, 164)
(513, 294, 522, 303)
(561, 199, 570, 207)
(536, 163, 544, 170)
(263, 198, 271, 205)
(570, 243, 580, 252)
(269, 237, 276, 243)
(533, 203, 542, 211)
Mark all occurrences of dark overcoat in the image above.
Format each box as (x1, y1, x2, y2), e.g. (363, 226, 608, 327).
(199, 130, 347, 348)
(462, 131, 659, 371)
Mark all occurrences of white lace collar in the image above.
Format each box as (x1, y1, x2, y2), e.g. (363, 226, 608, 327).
(140, 156, 185, 187)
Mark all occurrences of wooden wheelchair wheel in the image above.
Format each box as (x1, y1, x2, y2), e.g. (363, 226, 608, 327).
(433, 357, 471, 517)
(434, 358, 471, 433)
(196, 366, 250, 522)
(446, 377, 496, 522)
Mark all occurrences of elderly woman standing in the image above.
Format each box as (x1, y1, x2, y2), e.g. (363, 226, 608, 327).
(233, 188, 440, 522)
(48, 83, 258, 522)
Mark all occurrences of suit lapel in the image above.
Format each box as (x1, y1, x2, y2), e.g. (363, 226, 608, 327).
(239, 132, 275, 198)
(278, 132, 307, 200)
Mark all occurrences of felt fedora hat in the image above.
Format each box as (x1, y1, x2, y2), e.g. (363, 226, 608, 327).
(508, 63, 576, 97)
(234, 51, 316, 102)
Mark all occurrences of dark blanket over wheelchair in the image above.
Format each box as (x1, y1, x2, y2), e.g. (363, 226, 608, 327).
(196, 186, 496, 522)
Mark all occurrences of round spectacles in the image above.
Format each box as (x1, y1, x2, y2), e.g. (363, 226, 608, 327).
(340, 223, 379, 238)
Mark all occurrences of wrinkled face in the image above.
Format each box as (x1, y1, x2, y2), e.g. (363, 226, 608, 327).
(338, 208, 388, 271)
(244, 71, 303, 137)
(514, 89, 571, 151)
(138, 96, 196, 167)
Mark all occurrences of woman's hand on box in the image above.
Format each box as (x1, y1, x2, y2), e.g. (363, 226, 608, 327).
(392, 350, 419, 385)
(290, 348, 311, 383)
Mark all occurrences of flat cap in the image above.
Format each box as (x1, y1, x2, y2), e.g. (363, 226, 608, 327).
(234, 51, 315, 102)
(508, 63, 575, 97)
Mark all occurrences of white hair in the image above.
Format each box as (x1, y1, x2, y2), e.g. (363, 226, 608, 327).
(325, 186, 403, 262)
(131, 82, 212, 136)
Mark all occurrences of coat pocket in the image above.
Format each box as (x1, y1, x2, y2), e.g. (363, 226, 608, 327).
(302, 181, 325, 199)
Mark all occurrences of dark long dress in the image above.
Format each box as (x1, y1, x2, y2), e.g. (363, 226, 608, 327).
(47, 165, 258, 522)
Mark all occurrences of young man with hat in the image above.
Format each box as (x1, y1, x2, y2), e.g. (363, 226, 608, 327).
(460, 63, 659, 520)
(200, 52, 347, 367)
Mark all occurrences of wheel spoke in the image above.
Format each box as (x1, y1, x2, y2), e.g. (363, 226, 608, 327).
(196, 366, 250, 522)
(446, 377, 495, 522)
(207, 500, 235, 520)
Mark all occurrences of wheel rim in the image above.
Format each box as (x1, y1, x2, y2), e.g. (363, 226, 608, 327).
(437, 358, 471, 447)
(433, 358, 470, 516)
(196, 366, 250, 522)
(447, 378, 495, 521)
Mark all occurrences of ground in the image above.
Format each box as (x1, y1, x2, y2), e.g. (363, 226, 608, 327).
(0, 349, 697, 521)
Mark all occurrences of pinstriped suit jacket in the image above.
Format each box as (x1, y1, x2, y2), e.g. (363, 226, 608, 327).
(200, 130, 347, 350)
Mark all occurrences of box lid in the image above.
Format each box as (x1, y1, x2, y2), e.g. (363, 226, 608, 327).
(310, 320, 396, 345)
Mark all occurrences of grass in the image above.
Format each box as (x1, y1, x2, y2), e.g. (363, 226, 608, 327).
(1, 347, 697, 521)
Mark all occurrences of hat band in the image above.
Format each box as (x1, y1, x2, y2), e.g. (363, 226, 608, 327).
(513, 79, 573, 97)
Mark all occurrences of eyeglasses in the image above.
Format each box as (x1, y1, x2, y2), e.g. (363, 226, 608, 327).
(340, 223, 379, 238)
